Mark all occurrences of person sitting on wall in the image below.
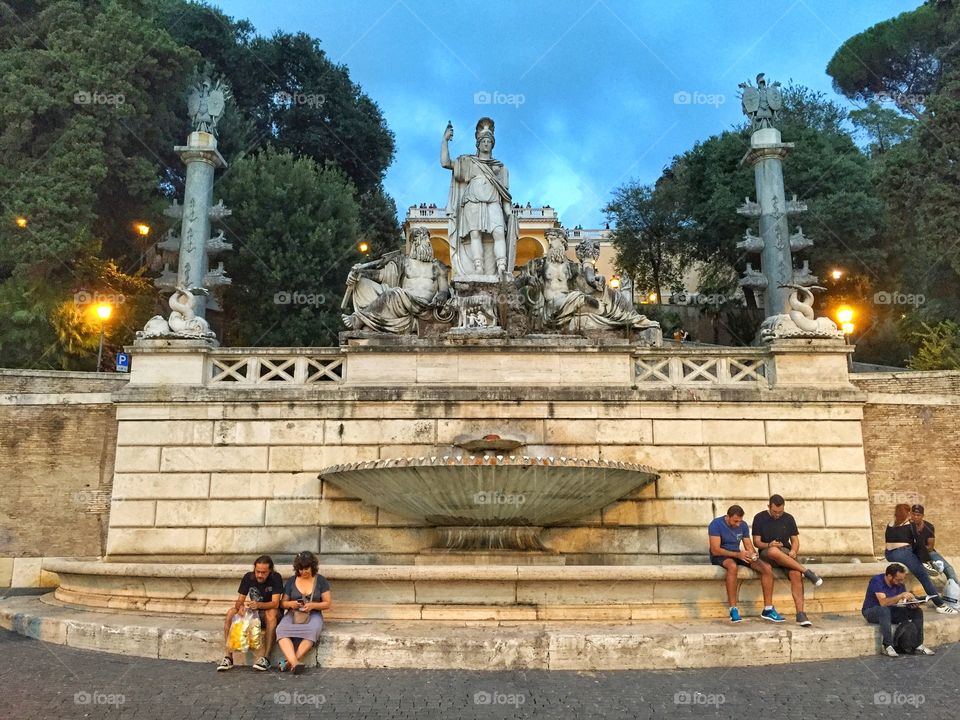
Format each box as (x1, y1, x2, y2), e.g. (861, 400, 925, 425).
(863, 562, 935, 657)
(885, 503, 958, 615)
(216, 555, 283, 672)
(275, 551, 332, 674)
(751, 494, 823, 627)
(910, 504, 959, 590)
(708, 504, 784, 623)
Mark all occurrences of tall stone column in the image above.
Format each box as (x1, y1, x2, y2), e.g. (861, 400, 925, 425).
(174, 131, 227, 319)
(738, 127, 805, 315)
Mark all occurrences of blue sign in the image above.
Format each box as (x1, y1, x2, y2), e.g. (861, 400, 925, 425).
(115, 352, 130, 373)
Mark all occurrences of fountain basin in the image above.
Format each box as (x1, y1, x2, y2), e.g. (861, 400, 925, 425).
(319, 455, 658, 534)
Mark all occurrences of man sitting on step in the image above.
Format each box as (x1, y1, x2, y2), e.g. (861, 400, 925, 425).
(217, 555, 283, 672)
(862, 563, 935, 657)
(751, 494, 824, 627)
(708, 504, 784, 623)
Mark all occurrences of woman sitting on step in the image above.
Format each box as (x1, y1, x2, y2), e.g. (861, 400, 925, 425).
(885, 504, 958, 615)
(275, 551, 332, 673)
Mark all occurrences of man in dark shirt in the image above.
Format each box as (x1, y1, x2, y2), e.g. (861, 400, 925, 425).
(910, 504, 959, 587)
(752, 495, 824, 627)
(862, 563, 934, 657)
(217, 555, 284, 672)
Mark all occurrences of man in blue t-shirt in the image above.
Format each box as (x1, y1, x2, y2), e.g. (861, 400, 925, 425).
(708, 504, 782, 623)
(862, 563, 934, 657)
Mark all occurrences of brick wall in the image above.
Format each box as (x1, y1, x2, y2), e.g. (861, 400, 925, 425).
(0, 370, 125, 581)
(854, 372, 960, 559)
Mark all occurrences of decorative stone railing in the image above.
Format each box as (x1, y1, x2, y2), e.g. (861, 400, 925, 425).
(207, 349, 345, 385)
(634, 348, 770, 386)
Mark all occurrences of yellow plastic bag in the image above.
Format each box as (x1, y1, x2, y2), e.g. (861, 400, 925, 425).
(226, 613, 246, 651)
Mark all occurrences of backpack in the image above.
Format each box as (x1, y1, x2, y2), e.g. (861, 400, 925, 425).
(893, 618, 920, 654)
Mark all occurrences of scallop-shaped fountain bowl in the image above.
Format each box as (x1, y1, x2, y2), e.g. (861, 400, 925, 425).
(320, 455, 658, 549)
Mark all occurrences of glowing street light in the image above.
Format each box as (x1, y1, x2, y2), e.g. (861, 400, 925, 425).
(608, 275, 621, 290)
(647, 292, 658, 303)
(358, 241, 370, 254)
(95, 303, 112, 372)
(836, 306, 854, 326)
(133, 222, 151, 237)
(831, 269, 844, 280)
(15, 216, 27, 229)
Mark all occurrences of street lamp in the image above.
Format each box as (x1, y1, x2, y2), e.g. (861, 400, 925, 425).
(133, 222, 151, 237)
(608, 275, 621, 290)
(95, 303, 112, 372)
(836, 305, 854, 371)
(647, 292, 658, 303)
(358, 241, 370, 255)
(831, 269, 844, 281)
(15, 216, 27, 228)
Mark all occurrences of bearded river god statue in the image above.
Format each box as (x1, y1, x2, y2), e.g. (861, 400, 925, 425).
(341, 227, 453, 334)
(518, 229, 660, 342)
(440, 117, 518, 278)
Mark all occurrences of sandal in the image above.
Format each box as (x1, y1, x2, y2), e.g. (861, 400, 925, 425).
(292, 664, 303, 675)
(277, 659, 289, 673)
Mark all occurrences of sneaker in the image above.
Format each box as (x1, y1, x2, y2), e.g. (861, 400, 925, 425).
(914, 644, 935, 656)
(803, 569, 824, 587)
(729, 607, 742, 623)
(936, 604, 959, 615)
(882, 645, 900, 658)
(796, 612, 812, 627)
(216, 655, 233, 672)
(923, 562, 942, 577)
(761, 607, 786, 623)
(252, 657, 270, 671)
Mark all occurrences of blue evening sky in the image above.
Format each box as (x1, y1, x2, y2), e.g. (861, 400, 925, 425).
(216, 0, 918, 228)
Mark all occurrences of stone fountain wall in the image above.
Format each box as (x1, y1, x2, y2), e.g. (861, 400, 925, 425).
(103, 340, 875, 564)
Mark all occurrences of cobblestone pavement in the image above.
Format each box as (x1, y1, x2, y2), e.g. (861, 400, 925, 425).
(1, 629, 957, 719)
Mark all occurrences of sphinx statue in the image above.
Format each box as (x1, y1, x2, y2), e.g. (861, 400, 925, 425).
(341, 227, 452, 334)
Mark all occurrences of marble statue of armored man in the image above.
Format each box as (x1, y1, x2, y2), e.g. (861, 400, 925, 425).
(341, 227, 450, 334)
(441, 117, 518, 277)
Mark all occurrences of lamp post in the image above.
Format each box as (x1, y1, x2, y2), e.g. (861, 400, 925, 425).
(837, 305, 854, 371)
(95, 303, 112, 372)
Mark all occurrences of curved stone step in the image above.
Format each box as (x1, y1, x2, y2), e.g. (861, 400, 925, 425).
(4, 594, 960, 671)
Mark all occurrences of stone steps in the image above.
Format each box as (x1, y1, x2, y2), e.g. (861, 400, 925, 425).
(4, 593, 960, 671)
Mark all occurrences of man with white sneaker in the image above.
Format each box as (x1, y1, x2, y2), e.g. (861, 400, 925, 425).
(862, 563, 935, 657)
(751, 494, 823, 627)
(910, 504, 959, 588)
